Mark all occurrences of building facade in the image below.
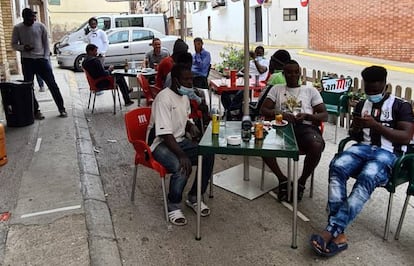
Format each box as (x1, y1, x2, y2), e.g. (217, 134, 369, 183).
(309, 0, 414, 63)
(48, 0, 130, 44)
(189, 0, 309, 47)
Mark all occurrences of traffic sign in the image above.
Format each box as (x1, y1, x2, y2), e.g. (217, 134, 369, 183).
(300, 0, 308, 7)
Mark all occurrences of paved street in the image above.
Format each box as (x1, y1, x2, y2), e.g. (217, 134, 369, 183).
(0, 48, 414, 265)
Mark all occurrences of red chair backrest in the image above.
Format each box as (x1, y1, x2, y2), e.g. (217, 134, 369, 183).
(83, 68, 115, 92)
(124, 107, 167, 176)
(125, 107, 151, 143)
(137, 74, 154, 106)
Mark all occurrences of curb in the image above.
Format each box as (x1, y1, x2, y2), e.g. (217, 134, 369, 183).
(68, 71, 122, 266)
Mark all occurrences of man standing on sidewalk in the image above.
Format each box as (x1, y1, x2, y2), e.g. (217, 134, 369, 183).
(12, 8, 67, 119)
(86, 17, 108, 66)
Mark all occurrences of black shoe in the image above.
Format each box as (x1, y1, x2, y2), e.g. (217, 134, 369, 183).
(34, 111, 45, 120)
(59, 111, 68, 117)
(273, 180, 288, 202)
(289, 183, 305, 203)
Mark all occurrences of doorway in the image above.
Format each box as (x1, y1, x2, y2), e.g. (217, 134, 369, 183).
(255, 6, 263, 42)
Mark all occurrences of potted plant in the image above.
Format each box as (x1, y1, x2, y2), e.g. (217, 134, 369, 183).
(348, 90, 366, 106)
(215, 45, 244, 77)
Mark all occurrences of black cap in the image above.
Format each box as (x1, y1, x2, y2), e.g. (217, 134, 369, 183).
(22, 8, 37, 18)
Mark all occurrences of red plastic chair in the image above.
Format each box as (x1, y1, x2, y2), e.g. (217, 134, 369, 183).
(84, 68, 122, 114)
(136, 74, 161, 106)
(124, 107, 169, 222)
(189, 99, 206, 134)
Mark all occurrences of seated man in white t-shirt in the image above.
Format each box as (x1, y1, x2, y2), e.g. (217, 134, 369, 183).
(260, 60, 328, 202)
(147, 63, 215, 226)
(244, 45, 269, 81)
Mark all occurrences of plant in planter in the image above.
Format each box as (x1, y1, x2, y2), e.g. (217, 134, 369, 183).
(215, 45, 244, 76)
(348, 90, 366, 102)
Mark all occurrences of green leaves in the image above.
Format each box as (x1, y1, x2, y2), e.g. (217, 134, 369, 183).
(348, 90, 366, 101)
(215, 45, 244, 73)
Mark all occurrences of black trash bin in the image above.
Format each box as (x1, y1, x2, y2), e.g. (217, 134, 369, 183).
(0, 81, 34, 127)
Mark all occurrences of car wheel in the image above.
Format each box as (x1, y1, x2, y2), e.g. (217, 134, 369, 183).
(74, 54, 86, 72)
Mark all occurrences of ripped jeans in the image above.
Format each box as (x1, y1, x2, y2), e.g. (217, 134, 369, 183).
(326, 144, 397, 238)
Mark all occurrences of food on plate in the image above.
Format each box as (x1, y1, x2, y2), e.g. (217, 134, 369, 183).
(275, 114, 283, 124)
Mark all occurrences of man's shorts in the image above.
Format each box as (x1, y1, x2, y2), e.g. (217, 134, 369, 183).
(293, 123, 325, 152)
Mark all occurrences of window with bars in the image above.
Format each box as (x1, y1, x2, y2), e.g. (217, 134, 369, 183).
(283, 8, 297, 21)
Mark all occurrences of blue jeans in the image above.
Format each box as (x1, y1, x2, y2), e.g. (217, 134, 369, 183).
(326, 144, 397, 238)
(152, 138, 214, 211)
(22, 58, 65, 113)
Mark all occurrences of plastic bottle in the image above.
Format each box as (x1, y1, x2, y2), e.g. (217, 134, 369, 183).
(241, 115, 252, 142)
(211, 109, 220, 135)
(0, 123, 8, 166)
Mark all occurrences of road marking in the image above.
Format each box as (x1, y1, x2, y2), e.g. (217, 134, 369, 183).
(34, 138, 42, 152)
(269, 191, 310, 222)
(298, 50, 414, 74)
(20, 205, 82, 219)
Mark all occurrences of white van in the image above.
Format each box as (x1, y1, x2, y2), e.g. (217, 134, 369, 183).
(54, 13, 168, 52)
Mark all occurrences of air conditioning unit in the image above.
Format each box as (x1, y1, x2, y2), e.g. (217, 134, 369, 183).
(211, 0, 225, 9)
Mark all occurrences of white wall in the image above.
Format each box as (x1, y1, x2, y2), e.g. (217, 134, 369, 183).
(267, 0, 308, 47)
(191, 0, 308, 47)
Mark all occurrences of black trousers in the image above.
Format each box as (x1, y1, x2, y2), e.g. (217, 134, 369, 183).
(22, 58, 65, 113)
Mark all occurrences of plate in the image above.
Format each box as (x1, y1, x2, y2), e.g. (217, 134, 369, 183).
(263, 121, 272, 127)
(271, 119, 288, 127)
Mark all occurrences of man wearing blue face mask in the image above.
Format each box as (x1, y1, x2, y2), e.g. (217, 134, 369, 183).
(148, 63, 214, 226)
(310, 65, 414, 257)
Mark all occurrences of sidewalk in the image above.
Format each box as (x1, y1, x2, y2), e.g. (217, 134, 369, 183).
(0, 67, 120, 265)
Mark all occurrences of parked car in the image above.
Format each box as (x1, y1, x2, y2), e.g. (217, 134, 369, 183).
(56, 27, 178, 72)
(54, 13, 168, 54)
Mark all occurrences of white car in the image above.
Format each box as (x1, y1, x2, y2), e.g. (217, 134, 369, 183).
(56, 27, 178, 71)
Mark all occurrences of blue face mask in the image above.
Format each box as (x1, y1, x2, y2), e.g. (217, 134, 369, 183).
(177, 85, 193, 96)
(367, 93, 384, 103)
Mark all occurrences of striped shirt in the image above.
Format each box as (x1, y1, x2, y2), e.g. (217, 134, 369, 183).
(354, 95, 414, 154)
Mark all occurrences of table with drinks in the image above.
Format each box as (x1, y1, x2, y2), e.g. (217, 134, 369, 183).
(209, 74, 266, 113)
(195, 119, 301, 248)
(111, 66, 157, 106)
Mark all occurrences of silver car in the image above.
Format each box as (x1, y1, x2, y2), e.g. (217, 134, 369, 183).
(56, 27, 178, 71)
